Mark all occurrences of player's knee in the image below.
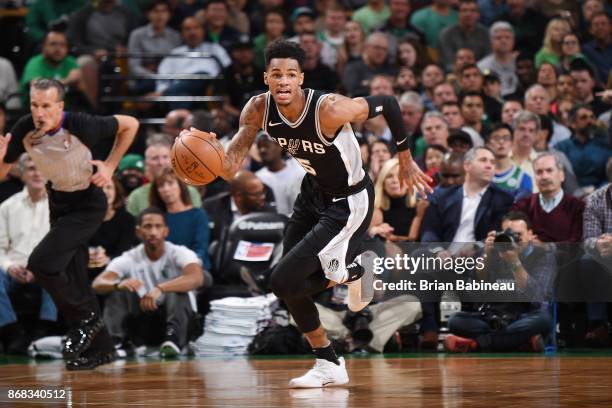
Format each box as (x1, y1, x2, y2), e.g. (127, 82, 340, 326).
(27, 249, 54, 276)
(268, 269, 294, 299)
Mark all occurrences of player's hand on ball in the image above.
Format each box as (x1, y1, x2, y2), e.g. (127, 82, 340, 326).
(90, 160, 113, 187)
(397, 150, 433, 196)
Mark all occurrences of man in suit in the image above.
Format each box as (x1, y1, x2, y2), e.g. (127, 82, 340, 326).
(418, 146, 514, 347)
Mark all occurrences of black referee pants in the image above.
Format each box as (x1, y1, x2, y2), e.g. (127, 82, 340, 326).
(28, 185, 107, 328)
(269, 177, 374, 333)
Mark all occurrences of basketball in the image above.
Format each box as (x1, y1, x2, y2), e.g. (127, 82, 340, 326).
(171, 130, 225, 186)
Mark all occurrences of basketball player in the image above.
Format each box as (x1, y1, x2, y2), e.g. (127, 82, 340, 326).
(0, 78, 138, 370)
(185, 40, 431, 387)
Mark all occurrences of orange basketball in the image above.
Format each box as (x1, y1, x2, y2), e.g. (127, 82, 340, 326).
(171, 131, 225, 186)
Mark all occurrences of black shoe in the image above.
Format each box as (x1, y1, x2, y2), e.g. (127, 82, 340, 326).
(62, 312, 104, 359)
(114, 339, 136, 359)
(240, 267, 268, 295)
(4, 323, 29, 355)
(65, 349, 117, 371)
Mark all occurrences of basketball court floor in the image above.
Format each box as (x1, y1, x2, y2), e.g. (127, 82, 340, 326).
(1, 353, 612, 406)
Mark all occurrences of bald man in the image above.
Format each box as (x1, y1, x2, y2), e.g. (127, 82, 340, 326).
(203, 170, 276, 243)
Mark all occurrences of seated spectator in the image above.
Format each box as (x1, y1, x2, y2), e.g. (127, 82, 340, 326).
(486, 123, 534, 199)
(253, 8, 287, 69)
(511, 153, 584, 243)
(127, 0, 181, 92)
(399, 91, 424, 146)
(420, 147, 514, 345)
(582, 12, 612, 83)
(221, 36, 265, 119)
(477, 21, 519, 97)
(555, 104, 612, 191)
(93, 207, 211, 358)
(149, 168, 211, 270)
(127, 140, 201, 216)
(509, 50, 536, 100)
(432, 82, 458, 111)
(155, 17, 231, 107)
(368, 139, 392, 182)
(445, 211, 554, 352)
(369, 158, 427, 242)
(510, 110, 540, 186)
(352, 0, 389, 34)
(423, 144, 447, 188)
(20, 30, 84, 108)
(116, 154, 145, 195)
(501, 99, 523, 125)
(88, 177, 137, 282)
(582, 158, 612, 344)
(203, 0, 242, 52)
(450, 47, 476, 83)
(336, 21, 366, 74)
(438, 152, 465, 188)
(0, 106, 24, 202)
(438, 0, 490, 72)
(409, 0, 458, 54)
(162, 109, 191, 141)
(203, 170, 275, 244)
(460, 92, 487, 146)
(380, 0, 426, 63)
(495, 0, 546, 55)
(536, 63, 558, 103)
(414, 112, 449, 161)
(559, 33, 588, 75)
(418, 65, 442, 106)
(0, 154, 55, 354)
(458, 63, 501, 123)
(523, 84, 571, 147)
(299, 32, 339, 92)
(569, 59, 609, 116)
(448, 130, 473, 155)
(342, 32, 397, 97)
(535, 18, 572, 67)
(255, 132, 305, 216)
(483, 71, 503, 104)
(440, 102, 465, 132)
(25, 0, 86, 44)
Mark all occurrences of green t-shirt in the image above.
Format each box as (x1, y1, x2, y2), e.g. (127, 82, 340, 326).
(25, 0, 86, 43)
(127, 183, 203, 216)
(352, 6, 391, 34)
(410, 7, 458, 49)
(535, 49, 560, 67)
(20, 54, 79, 93)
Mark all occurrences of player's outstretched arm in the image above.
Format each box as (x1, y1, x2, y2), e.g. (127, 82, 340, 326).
(319, 94, 433, 196)
(218, 94, 265, 181)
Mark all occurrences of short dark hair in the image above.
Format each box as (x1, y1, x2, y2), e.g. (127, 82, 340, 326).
(459, 0, 479, 8)
(264, 39, 305, 70)
(30, 78, 65, 101)
(424, 144, 448, 157)
(137, 207, 167, 226)
(569, 58, 596, 78)
(502, 211, 533, 230)
(206, 0, 228, 9)
(441, 101, 461, 110)
(538, 114, 553, 142)
(459, 63, 481, 76)
(460, 91, 483, 106)
(486, 123, 514, 142)
(568, 103, 594, 122)
(146, 0, 170, 12)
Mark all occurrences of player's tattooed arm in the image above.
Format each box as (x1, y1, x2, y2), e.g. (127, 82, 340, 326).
(219, 94, 265, 180)
(318, 94, 369, 137)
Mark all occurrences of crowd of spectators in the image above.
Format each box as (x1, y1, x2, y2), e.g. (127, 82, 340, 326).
(0, 0, 611, 356)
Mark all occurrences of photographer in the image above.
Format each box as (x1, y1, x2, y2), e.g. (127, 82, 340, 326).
(445, 211, 555, 352)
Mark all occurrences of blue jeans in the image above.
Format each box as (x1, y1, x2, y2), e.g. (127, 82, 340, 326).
(448, 307, 551, 351)
(0, 270, 57, 327)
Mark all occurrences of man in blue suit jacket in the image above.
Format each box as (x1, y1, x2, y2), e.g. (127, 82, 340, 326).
(417, 147, 514, 347)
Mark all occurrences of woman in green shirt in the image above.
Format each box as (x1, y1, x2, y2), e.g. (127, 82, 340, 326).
(535, 18, 571, 67)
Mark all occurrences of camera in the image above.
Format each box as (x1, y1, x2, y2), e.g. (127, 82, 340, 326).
(494, 229, 520, 250)
(477, 303, 518, 331)
(343, 307, 373, 349)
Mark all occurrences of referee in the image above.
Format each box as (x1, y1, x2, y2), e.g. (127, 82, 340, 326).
(0, 78, 138, 370)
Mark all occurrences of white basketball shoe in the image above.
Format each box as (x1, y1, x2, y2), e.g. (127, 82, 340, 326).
(346, 250, 376, 312)
(289, 357, 349, 388)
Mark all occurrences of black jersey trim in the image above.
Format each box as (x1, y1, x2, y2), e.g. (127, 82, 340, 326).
(314, 93, 333, 146)
(276, 89, 314, 128)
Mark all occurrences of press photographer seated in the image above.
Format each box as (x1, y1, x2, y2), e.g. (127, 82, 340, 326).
(92, 208, 213, 358)
(444, 211, 555, 353)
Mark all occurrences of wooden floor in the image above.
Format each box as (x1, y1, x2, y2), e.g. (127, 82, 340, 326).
(1, 355, 612, 407)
